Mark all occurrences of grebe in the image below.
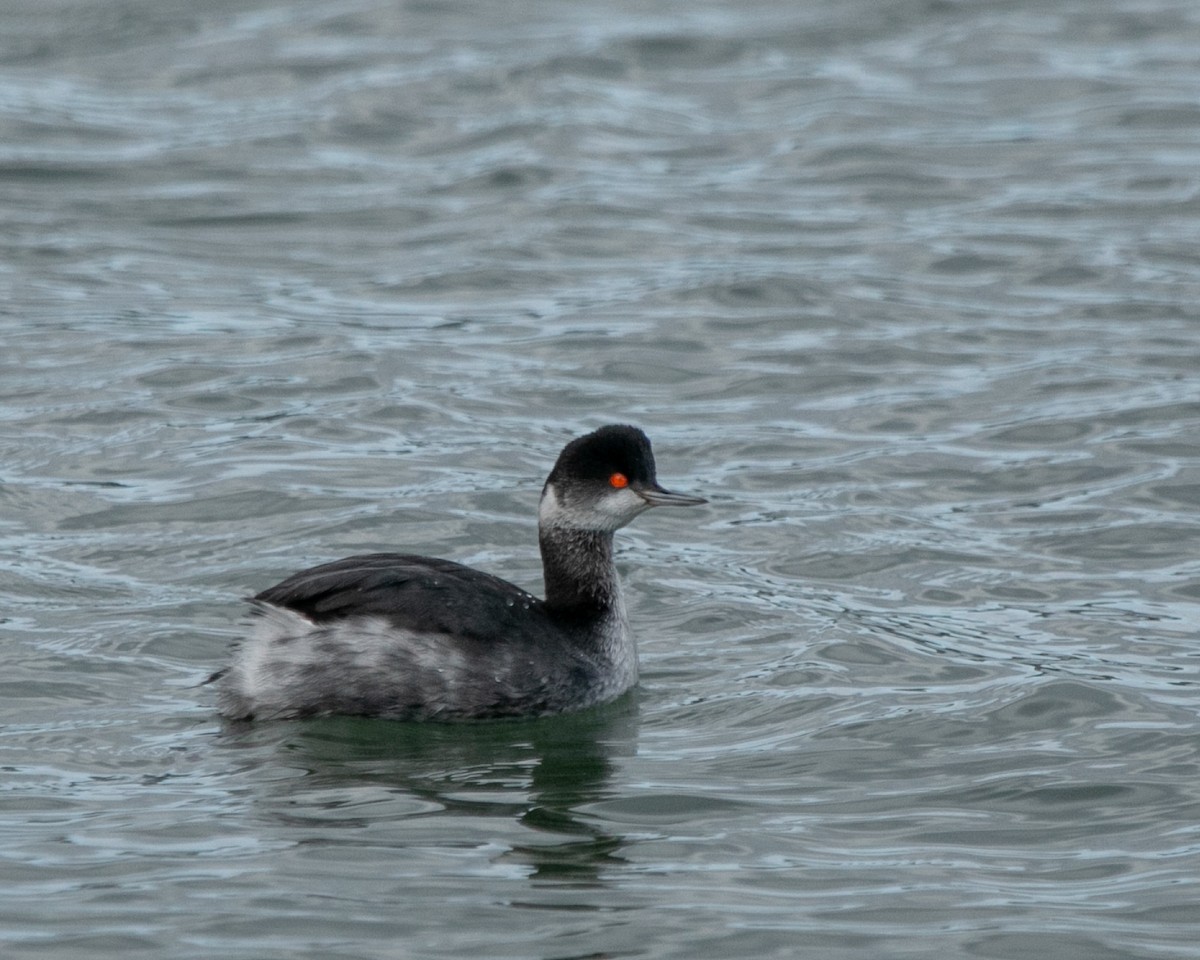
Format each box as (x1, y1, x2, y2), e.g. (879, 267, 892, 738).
(215, 425, 706, 721)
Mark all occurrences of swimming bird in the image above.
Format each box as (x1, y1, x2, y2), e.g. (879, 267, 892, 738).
(215, 424, 706, 721)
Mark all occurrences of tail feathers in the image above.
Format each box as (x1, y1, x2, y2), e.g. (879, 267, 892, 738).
(211, 601, 318, 721)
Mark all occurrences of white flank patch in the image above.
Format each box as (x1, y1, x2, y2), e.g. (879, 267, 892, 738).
(225, 603, 476, 717)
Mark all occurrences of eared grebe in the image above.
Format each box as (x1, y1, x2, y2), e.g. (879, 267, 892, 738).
(215, 425, 706, 721)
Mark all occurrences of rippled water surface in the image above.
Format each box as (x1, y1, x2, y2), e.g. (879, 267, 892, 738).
(3, 1, 1200, 957)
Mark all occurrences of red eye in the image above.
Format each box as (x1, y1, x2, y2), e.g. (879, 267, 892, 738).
(609, 472, 629, 489)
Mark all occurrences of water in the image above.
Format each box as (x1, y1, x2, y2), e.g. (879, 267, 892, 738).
(2, 0, 1199, 956)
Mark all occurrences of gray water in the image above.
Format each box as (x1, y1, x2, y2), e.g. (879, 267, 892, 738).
(3, 0, 1199, 957)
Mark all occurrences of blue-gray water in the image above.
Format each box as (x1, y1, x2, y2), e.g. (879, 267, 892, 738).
(3, 1, 1199, 957)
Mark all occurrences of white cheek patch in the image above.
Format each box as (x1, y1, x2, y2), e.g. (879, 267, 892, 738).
(538, 482, 565, 526)
(539, 482, 648, 532)
(593, 486, 648, 530)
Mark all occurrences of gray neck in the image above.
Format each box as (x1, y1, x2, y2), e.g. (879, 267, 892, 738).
(538, 526, 622, 620)
(538, 523, 638, 692)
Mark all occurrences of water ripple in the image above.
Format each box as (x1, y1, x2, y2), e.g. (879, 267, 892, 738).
(3, 0, 1200, 957)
